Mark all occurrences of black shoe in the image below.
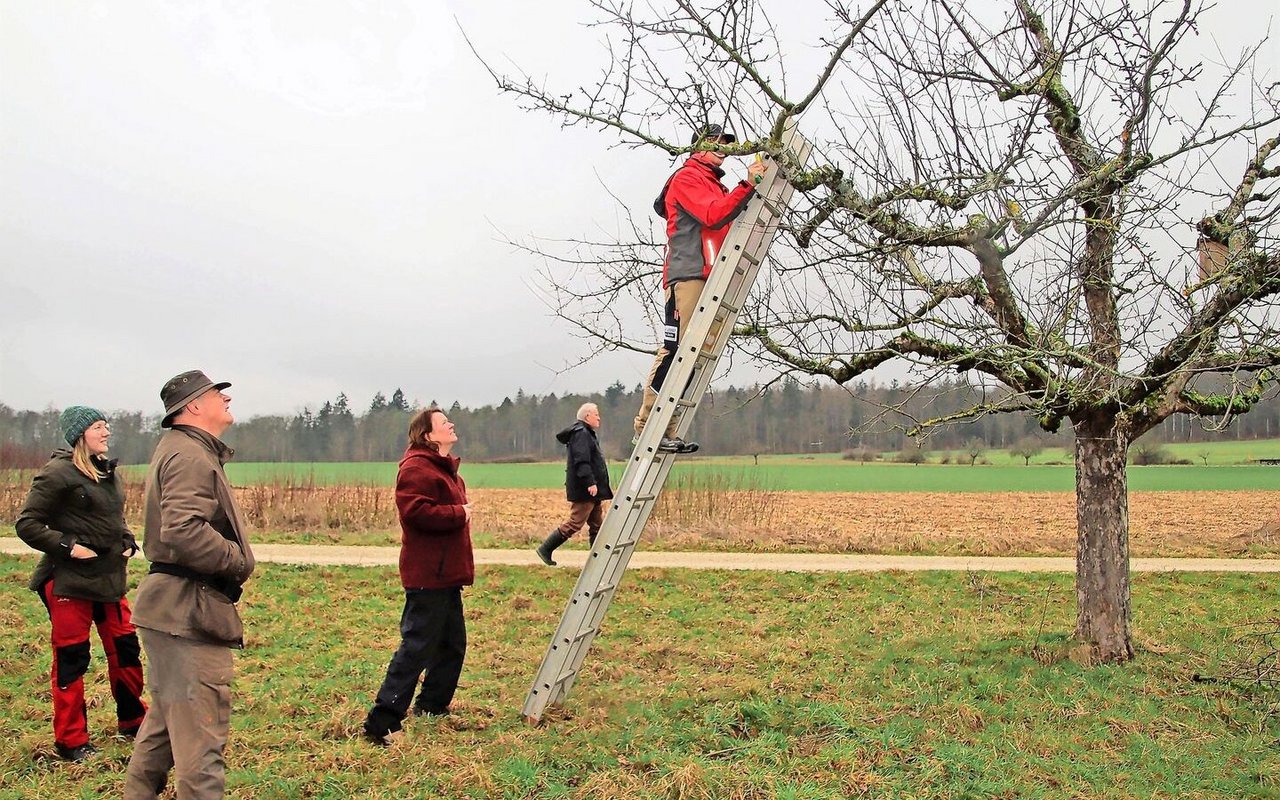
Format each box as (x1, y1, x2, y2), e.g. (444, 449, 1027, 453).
(55, 742, 98, 762)
(361, 729, 391, 748)
(658, 437, 699, 454)
(118, 724, 141, 739)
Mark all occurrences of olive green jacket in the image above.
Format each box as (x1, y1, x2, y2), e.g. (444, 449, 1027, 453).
(15, 449, 137, 602)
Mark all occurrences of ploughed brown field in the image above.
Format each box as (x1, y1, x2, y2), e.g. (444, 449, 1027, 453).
(10, 478, 1271, 557)
(468, 488, 1280, 558)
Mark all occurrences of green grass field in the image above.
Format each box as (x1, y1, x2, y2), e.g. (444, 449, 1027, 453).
(177, 456, 1280, 493)
(2, 556, 1276, 798)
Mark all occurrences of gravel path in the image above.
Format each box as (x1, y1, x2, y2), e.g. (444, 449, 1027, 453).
(4, 538, 1279, 573)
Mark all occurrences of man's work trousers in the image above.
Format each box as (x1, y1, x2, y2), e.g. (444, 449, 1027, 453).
(635, 279, 721, 437)
(365, 587, 467, 737)
(557, 500, 604, 539)
(124, 629, 234, 800)
(39, 579, 146, 749)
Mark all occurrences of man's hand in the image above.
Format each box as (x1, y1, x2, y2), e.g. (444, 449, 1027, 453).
(462, 503, 473, 523)
(69, 543, 97, 560)
(587, 484, 598, 497)
(746, 160, 767, 185)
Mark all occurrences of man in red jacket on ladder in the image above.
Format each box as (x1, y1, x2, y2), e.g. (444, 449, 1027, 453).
(633, 123, 767, 453)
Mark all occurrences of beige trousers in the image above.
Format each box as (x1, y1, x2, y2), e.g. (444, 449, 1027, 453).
(124, 628, 234, 800)
(635, 279, 715, 437)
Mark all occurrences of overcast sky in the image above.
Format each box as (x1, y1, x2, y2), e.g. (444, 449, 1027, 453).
(2, 2, 1275, 419)
(1, 0, 690, 418)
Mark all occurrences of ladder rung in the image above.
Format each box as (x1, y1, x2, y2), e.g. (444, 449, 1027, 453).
(565, 626, 597, 645)
(740, 250, 760, 266)
(552, 666, 578, 687)
(675, 398, 697, 408)
(633, 493, 658, 502)
(590, 581, 619, 596)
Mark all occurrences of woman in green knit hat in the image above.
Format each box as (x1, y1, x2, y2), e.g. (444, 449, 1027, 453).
(15, 406, 147, 762)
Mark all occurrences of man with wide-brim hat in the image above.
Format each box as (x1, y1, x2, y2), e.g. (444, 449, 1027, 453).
(125, 369, 254, 799)
(159, 370, 232, 428)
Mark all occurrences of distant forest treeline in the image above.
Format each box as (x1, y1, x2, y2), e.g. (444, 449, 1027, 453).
(3, 378, 1279, 466)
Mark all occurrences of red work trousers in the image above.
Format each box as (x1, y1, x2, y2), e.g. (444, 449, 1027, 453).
(40, 579, 147, 748)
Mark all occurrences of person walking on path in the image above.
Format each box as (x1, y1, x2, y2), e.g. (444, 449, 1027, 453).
(15, 406, 146, 762)
(362, 406, 474, 746)
(633, 123, 767, 453)
(124, 370, 255, 800)
(537, 403, 614, 566)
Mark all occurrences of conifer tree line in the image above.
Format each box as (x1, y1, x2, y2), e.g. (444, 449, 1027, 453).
(3, 377, 1278, 467)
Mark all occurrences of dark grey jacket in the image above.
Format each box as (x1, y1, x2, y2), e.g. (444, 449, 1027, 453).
(557, 422, 614, 503)
(15, 449, 137, 602)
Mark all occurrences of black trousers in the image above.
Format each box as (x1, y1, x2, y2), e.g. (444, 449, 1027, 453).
(364, 587, 466, 736)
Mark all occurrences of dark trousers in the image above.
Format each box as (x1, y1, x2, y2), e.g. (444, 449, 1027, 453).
(364, 587, 466, 737)
(39, 579, 147, 748)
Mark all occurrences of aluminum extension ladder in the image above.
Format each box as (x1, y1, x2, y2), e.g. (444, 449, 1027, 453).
(522, 120, 813, 723)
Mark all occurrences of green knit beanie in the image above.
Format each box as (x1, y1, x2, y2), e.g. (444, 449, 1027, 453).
(59, 406, 106, 446)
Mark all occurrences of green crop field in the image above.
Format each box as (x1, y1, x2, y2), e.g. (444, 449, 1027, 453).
(166, 452, 1280, 493)
(2, 556, 1276, 798)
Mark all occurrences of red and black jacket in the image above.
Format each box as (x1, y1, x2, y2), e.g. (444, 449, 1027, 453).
(654, 156, 755, 287)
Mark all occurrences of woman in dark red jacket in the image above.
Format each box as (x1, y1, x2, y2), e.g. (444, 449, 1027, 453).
(362, 407, 474, 746)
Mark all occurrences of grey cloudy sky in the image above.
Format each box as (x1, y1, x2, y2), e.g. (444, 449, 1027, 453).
(2, 2, 1275, 419)
(1, 0, 689, 418)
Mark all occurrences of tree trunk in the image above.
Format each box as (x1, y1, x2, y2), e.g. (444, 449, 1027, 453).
(1073, 418, 1135, 662)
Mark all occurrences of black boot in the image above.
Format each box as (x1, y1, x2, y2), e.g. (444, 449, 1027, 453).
(536, 530, 569, 566)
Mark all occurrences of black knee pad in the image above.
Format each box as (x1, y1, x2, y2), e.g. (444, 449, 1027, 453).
(55, 641, 91, 689)
(113, 680, 147, 721)
(114, 632, 142, 668)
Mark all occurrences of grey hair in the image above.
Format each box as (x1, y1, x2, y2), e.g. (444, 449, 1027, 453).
(576, 403, 599, 421)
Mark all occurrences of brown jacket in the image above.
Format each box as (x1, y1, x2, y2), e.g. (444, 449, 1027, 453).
(131, 426, 255, 648)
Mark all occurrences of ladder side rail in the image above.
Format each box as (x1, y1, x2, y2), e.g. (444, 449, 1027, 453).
(523, 123, 811, 722)
(527, 185, 785, 718)
(521, 442, 680, 718)
(641, 125, 808, 438)
(521, 449, 680, 718)
(544, 447, 676, 703)
(524, 168, 801, 721)
(664, 209, 785, 438)
(667, 135, 813, 440)
(664, 142, 806, 374)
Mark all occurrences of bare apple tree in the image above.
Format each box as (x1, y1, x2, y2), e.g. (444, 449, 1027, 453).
(477, 0, 1280, 662)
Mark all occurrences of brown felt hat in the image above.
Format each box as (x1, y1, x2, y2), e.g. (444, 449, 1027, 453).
(160, 369, 231, 428)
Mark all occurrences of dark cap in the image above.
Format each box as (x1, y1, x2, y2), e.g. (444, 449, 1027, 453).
(691, 123, 736, 145)
(160, 369, 231, 428)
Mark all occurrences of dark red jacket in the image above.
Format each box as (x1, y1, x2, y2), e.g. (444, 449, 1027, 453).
(655, 155, 755, 287)
(395, 445, 474, 590)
